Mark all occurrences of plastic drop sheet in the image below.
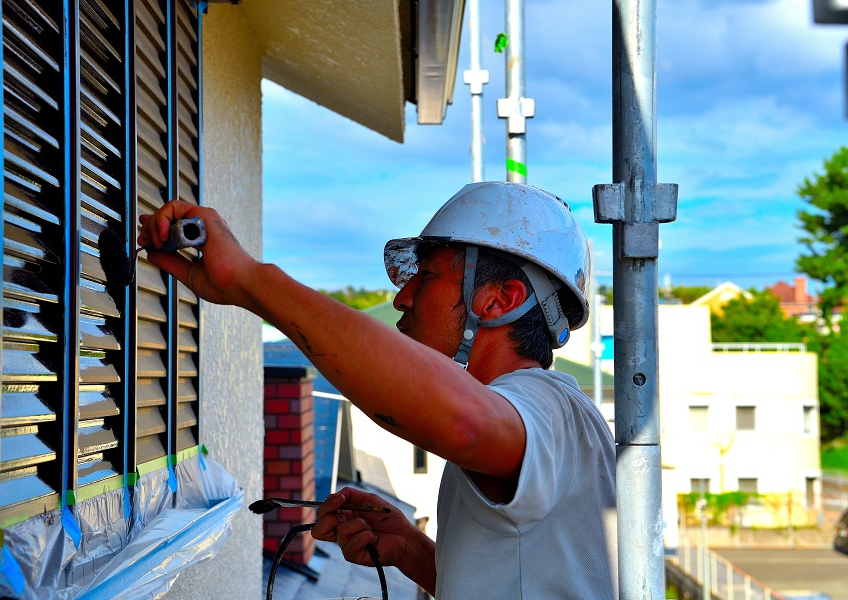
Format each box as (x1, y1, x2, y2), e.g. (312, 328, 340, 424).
(0, 454, 243, 600)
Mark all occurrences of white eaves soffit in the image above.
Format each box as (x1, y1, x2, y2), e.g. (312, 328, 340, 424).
(417, 0, 465, 125)
(240, 0, 464, 143)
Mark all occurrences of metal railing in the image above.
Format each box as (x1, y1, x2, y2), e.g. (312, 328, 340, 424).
(673, 539, 789, 600)
(711, 343, 806, 353)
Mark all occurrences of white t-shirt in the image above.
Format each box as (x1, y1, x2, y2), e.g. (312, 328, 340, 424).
(434, 368, 616, 600)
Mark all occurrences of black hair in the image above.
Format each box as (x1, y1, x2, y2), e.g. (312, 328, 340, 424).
(472, 249, 554, 369)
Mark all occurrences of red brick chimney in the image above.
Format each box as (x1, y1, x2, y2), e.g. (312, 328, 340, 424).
(263, 366, 316, 566)
(794, 277, 807, 303)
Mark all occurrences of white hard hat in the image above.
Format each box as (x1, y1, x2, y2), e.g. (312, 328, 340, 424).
(385, 182, 591, 361)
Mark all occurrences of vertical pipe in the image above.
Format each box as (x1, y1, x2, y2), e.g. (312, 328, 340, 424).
(611, 0, 664, 597)
(196, 2, 206, 447)
(124, 0, 139, 488)
(167, 0, 180, 480)
(593, 293, 603, 409)
(0, 0, 4, 450)
(468, 0, 485, 182)
(504, 0, 527, 182)
(63, 0, 82, 508)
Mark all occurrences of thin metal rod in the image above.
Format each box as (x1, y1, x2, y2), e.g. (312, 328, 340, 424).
(592, 293, 603, 409)
(167, 0, 180, 471)
(611, 0, 665, 597)
(63, 0, 82, 506)
(467, 0, 486, 182)
(505, 0, 525, 182)
(123, 0, 139, 485)
(501, 0, 533, 183)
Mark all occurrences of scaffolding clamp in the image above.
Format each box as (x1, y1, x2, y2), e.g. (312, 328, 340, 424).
(497, 96, 535, 134)
(592, 181, 678, 259)
(463, 69, 490, 95)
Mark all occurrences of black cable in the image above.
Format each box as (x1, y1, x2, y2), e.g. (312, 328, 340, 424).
(266, 524, 390, 600)
(267, 523, 316, 600)
(366, 544, 389, 600)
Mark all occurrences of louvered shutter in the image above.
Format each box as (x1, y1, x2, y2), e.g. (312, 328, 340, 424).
(132, 0, 201, 472)
(1, 0, 203, 525)
(134, 0, 171, 468)
(76, 0, 125, 501)
(1, 0, 67, 523)
(173, 0, 200, 456)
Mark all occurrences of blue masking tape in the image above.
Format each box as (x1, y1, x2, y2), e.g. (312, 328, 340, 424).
(123, 488, 131, 520)
(168, 466, 178, 493)
(2, 545, 25, 594)
(62, 507, 82, 549)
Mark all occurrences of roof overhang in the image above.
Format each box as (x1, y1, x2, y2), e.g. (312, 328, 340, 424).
(236, 1, 465, 143)
(415, 0, 466, 125)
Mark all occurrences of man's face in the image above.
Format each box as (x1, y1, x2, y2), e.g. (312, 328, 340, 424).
(392, 246, 466, 357)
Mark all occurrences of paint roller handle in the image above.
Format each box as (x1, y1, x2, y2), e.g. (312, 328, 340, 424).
(144, 217, 206, 253)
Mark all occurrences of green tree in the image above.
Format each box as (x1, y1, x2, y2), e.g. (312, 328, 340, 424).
(807, 329, 848, 443)
(710, 291, 811, 344)
(662, 285, 711, 304)
(797, 147, 848, 322)
(796, 148, 848, 443)
(319, 286, 395, 310)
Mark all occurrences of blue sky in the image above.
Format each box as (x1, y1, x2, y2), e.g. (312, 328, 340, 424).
(261, 0, 848, 293)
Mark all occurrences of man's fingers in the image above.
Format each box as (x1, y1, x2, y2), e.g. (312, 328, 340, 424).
(311, 513, 342, 542)
(144, 248, 194, 284)
(338, 526, 379, 563)
(316, 491, 348, 519)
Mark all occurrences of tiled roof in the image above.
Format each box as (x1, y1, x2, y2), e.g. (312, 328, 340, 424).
(262, 538, 418, 600)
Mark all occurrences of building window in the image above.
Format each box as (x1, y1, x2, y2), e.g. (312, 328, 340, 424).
(689, 406, 709, 431)
(413, 446, 428, 474)
(738, 478, 758, 494)
(690, 478, 711, 494)
(803, 406, 814, 434)
(736, 406, 756, 431)
(806, 477, 816, 507)
(1, 0, 203, 526)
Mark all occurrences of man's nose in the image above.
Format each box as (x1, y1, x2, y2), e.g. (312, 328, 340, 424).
(393, 274, 421, 311)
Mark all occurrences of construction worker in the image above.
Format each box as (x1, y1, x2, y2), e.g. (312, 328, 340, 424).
(138, 181, 616, 599)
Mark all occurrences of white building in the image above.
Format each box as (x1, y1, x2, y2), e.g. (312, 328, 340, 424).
(558, 296, 821, 534)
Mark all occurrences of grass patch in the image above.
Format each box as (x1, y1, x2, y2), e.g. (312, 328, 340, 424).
(822, 439, 848, 472)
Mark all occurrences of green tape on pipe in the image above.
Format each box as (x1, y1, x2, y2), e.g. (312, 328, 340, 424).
(506, 159, 527, 177)
(495, 33, 508, 53)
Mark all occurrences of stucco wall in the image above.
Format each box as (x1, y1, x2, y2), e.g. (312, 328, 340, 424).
(167, 6, 264, 599)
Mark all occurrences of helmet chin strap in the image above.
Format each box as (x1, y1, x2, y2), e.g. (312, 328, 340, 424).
(453, 246, 540, 368)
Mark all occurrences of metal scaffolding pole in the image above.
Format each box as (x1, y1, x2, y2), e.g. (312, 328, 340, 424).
(464, 0, 489, 182)
(592, 0, 678, 598)
(497, 0, 534, 183)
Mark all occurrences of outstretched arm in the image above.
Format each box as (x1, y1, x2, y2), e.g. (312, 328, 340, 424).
(138, 201, 526, 481)
(311, 488, 436, 595)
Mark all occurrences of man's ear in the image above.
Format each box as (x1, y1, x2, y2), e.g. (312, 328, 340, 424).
(475, 279, 529, 320)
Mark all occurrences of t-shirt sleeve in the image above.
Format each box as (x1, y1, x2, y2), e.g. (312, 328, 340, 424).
(450, 371, 579, 532)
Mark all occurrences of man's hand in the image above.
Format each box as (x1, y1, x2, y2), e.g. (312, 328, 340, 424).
(312, 487, 436, 594)
(312, 488, 412, 567)
(137, 200, 259, 307)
